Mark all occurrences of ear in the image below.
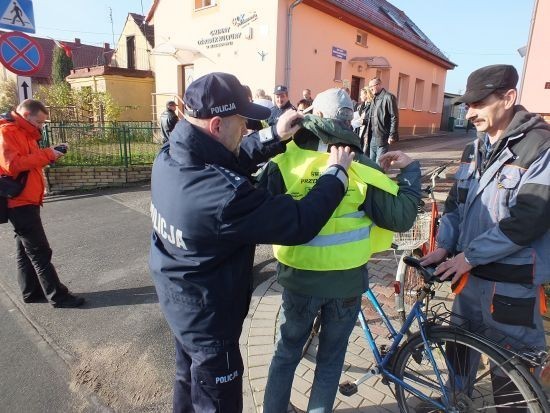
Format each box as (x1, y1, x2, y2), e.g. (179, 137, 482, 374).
(504, 89, 517, 110)
(208, 116, 223, 137)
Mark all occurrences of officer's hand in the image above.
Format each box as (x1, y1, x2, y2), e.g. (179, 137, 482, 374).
(275, 110, 304, 141)
(328, 145, 355, 171)
(388, 136, 396, 144)
(379, 151, 412, 170)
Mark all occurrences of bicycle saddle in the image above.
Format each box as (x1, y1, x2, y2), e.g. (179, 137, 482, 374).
(402, 256, 441, 284)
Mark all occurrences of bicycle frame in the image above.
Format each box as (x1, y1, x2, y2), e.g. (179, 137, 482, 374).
(357, 287, 449, 410)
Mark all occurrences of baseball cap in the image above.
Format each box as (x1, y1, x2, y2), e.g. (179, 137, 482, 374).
(274, 85, 288, 95)
(307, 88, 354, 121)
(184, 72, 271, 120)
(455, 64, 519, 104)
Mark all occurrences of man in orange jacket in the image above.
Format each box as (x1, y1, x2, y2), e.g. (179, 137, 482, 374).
(0, 99, 84, 308)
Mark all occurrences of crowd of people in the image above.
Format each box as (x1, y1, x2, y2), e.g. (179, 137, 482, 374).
(1, 63, 549, 413)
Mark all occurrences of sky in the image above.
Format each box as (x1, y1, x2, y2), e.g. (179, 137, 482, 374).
(27, 0, 535, 95)
(389, 0, 535, 93)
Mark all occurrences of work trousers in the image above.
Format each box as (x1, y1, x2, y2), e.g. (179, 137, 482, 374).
(8, 205, 67, 302)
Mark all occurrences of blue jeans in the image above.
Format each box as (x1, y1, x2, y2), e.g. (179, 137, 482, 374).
(263, 290, 361, 413)
(369, 141, 388, 164)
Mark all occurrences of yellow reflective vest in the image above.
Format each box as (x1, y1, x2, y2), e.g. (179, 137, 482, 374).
(272, 141, 398, 271)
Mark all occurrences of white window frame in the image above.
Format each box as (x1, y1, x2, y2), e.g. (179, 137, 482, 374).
(195, 0, 217, 11)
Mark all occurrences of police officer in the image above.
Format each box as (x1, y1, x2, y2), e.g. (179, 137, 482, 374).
(267, 85, 296, 126)
(149, 72, 355, 413)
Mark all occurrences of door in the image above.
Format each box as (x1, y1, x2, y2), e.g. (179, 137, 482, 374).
(351, 76, 363, 104)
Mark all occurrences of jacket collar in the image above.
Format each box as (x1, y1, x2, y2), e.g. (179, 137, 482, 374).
(10, 111, 42, 140)
(169, 119, 244, 173)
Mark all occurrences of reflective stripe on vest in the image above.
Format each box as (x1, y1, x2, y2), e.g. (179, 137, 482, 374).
(271, 141, 398, 271)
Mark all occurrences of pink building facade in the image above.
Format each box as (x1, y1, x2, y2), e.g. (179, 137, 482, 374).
(147, 0, 455, 136)
(519, 0, 550, 121)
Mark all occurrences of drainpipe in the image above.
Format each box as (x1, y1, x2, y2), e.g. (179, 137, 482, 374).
(285, 0, 303, 90)
(518, 0, 538, 103)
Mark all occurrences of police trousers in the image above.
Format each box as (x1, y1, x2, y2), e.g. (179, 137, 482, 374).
(173, 337, 244, 413)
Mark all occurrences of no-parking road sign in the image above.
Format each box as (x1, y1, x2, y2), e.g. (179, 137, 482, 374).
(0, 30, 43, 75)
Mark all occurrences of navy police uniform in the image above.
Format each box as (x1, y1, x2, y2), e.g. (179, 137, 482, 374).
(149, 72, 349, 413)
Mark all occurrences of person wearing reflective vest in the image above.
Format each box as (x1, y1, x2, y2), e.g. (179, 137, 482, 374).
(421, 65, 550, 404)
(261, 88, 421, 413)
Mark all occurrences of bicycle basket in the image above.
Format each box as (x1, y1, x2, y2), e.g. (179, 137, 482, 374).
(393, 212, 431, 251)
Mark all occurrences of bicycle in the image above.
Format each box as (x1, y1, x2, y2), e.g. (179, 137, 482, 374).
(393, 162, 455, 328)
(338, 256, 550, 412)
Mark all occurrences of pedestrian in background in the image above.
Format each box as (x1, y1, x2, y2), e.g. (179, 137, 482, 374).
(422, 64, 550, 407)
(160, 100, 179, 144)
(149, 72, 355, 413)
(355, 86, 374, 149)
(260, 88, 421, 412)
(0, 99, 84, 308)
(365, 78, 399, 163)
(302, 88, 313, 107)
(268, 85, 296, 126)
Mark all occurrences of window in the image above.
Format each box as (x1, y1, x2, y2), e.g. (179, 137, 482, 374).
(334, 61, 342, 81)
(397, 73, 410, 109)
(355, 30, 367, 47)
(406, 22, 427, 41)
(380, 7, 404, 28)
(430, 83, 439, 112)
(413, 78, 425, 110)
(195, 0, 216, 10)
(126, 36, 135, 69)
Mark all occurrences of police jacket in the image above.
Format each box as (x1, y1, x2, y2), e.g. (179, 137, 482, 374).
(258, 116, 421, 298)
(365, 89, 399, 147)
(0, 111, 56, 208)
(267, 101, 296, 126)
(149, 119, 347, 348)
(160, 109, 178, 142)
(437, 106, 550, 286)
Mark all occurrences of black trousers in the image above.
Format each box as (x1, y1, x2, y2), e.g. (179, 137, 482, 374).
(8, 205, 67, 302)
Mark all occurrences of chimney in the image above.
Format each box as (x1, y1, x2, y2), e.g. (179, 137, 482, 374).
(104, 42, 110, 50)
(74, 38, 81, 45)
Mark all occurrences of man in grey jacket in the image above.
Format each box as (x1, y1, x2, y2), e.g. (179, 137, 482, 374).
(364, 78, 399, 163)
(422, 64, 550, 410)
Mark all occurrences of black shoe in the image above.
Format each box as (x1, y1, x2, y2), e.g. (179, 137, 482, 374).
(23, 294, 47, 303)
(52, 294, 85, 308)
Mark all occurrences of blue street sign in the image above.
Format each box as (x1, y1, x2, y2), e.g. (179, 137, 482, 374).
(0, 0, 35, 33)
(0, 31, 43, 75)
(332, 46, 347, 60)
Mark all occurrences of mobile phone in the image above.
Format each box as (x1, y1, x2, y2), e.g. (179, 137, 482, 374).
(54, 144, 67, 154)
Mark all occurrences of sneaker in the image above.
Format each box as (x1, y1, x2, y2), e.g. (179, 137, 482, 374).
(52, 294, 85, 308)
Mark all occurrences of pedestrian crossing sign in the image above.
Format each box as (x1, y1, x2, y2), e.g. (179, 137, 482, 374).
(0, 0, 35, 33)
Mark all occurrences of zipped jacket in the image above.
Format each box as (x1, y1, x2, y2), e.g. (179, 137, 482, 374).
(437, 106, 550, 285)
(0, 111, 56, 208)
(364, 88, 399, 146)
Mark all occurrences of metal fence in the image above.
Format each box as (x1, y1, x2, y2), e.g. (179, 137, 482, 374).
(42, 122, 161, 167)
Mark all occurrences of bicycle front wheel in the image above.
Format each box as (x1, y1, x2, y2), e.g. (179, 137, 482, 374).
(392, 326, 548, 412)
